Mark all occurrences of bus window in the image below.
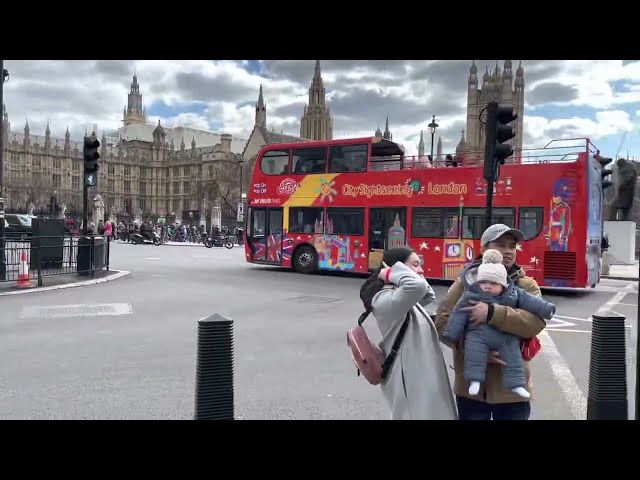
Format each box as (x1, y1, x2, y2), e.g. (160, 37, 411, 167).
(518, 207, 544, 240)
(328, 144, 368, 173)
(261, 149, 290, 175)
(444, 210, 460, 238)
(412, 207, 458, 237)
(292, 147, 327, 174)
(326, 207, 365, 235)
(463, 208, 484, 239)
(289, 207, 324, 234)
(463, 207, 515, 239)
(493, 208, 515, 228)
(252, 209, 266, 236)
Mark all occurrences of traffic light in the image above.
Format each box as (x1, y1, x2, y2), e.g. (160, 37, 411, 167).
(83, 135, 100, 187)
(483, 101, 518, 181)
(595, 153, 614, 189)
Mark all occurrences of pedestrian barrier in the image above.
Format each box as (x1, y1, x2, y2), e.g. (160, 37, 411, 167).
(0, 235, 110, 286)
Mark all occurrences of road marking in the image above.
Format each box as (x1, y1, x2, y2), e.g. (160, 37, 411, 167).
(595, 284, 634, 315)
(539, 330, 587, 420)
(192, 255, 209, 259)
(144, 257, 161, 260)
(546, 317, 577, 329)
(547, 328, 592, 334)
(554, 314, 589, 322)
(617, 303, 638, 307)
(20, 303, 133, 319)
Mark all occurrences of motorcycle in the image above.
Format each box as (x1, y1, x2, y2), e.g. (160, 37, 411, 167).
(131, 231, 161, 246)
(205, 234, 235, 249)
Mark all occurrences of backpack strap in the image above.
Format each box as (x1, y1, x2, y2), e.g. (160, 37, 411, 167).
(357, 311, 370, 326)
(381, 311, 412, 379)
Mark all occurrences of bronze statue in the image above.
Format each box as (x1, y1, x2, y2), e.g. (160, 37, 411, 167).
(613, 158, 637, 221)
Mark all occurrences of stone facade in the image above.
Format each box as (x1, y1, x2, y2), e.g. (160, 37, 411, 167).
(1, 77, 245, 224)
(374, 116, 393, 141)
(241, 61, 336, 185)
(416, 61, 525, 163)
(464, 60, 525, 160)
(300, 60, 333, 141)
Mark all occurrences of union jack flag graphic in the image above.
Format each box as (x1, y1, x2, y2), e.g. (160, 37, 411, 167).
(253, 233, 292, 263)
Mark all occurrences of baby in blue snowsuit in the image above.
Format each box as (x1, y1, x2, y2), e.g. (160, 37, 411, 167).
(442, 249, 556, 398)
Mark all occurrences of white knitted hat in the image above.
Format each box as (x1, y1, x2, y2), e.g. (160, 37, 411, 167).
(476, 249, 508, 287)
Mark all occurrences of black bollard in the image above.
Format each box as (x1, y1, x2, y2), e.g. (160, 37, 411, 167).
(587, 312, 628, 420)
(194, 314, 234, 420)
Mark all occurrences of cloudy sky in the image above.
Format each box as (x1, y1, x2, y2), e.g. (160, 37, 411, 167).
(3, 60, 640, 158)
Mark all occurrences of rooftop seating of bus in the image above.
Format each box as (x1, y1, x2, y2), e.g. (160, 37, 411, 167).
(370, 137, 598, 171)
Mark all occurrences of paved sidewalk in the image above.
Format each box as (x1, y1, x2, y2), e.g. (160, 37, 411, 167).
(602, 261, 639, 280)
(0, 269, 130, 296)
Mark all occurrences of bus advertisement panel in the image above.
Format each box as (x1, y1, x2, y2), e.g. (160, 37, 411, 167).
(244, 136, 605, 289)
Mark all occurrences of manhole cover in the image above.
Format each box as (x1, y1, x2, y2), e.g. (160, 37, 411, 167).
(288, 295, 341, 304)
(20, 303, 132, 319)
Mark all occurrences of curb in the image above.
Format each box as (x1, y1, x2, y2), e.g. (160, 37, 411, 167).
(601, 275, 639, 281)
(162, 243, 206, 247)
(0, 270, 132, 297)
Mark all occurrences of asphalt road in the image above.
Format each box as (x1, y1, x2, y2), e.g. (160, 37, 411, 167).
(0, 242, 637, 420)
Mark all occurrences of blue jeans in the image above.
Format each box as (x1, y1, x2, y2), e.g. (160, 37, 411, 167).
(456, 396, 531, 420)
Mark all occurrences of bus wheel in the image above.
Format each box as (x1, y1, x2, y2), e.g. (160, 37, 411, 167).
(293, 245, 317, 274)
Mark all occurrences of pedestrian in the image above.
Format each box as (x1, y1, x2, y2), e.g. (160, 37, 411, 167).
(359, 246, 457, 420)
(104, 220, 113, 239)
(435, 224, 547, 420)
(441, 249, 556, 400)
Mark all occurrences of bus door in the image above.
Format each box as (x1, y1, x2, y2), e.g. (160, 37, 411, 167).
(248, 207, 283, 264)
(368, 207, 407, 270)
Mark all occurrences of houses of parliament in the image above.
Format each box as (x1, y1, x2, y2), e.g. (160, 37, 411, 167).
(1, 60, 524, 221)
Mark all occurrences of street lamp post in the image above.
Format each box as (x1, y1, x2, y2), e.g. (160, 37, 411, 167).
(0, 61, 10, 281)
(238, 157, 246, 226)
(428, 115, 439, 159)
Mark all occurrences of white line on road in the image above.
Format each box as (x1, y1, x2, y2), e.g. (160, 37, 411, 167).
(144, 257, 161, 260)
(595, 285, 634, 315)
(539, 330, 587, 420)
(20, 303, 133, 319)
(547, 317, 577, 328)
(554, 314, 590, 322)
(547, 328, 592, 334)
(192, 255, 209, 259)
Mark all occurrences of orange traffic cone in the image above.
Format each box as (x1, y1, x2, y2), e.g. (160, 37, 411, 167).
(15, 249, 33, 288)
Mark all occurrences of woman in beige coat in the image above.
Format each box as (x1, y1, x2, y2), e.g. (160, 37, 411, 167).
(360, 247, 457, 420)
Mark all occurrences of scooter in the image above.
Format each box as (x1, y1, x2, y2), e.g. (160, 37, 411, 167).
(131, 231, 161, 246)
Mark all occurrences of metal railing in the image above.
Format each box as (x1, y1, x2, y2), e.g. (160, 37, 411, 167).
(1, 234, 111, 285)
(370, 138, 598, 171)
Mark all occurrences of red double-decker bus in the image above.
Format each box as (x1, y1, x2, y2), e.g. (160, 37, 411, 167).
(244, 136, 606, 289)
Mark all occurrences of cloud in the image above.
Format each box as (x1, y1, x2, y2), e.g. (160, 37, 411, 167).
(527, 82, 580, 105)
(524, 110, 635, 147)
(3, 60, 640, 158)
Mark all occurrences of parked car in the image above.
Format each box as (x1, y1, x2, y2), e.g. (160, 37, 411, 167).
(3, 214, 33, 240)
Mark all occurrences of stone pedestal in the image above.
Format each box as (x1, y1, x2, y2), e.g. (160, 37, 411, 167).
(92, 194, 105, 224)
(108, 206, 117, 224)
(604, 220, 636, 264)
(601, 252, 612, 275)
(212, 204, 222, 231)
